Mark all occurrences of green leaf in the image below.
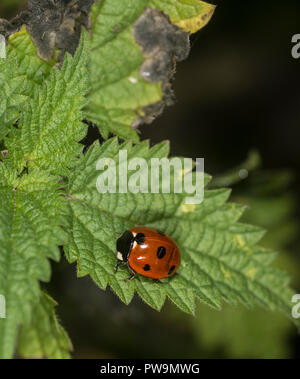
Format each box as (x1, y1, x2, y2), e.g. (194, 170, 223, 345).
(0, 27, 53, 140)
(7, 27, 55, 95)
(18, 292, 72, 359)
(193, 169, 298, 358)
(5, 29, 89, 175)
(0, 166, 66, 359)
(0, 27, 90, 359)
(87, 0, 215, 141)
(0, 57, 27, 139)
(64, 138, 300, 328)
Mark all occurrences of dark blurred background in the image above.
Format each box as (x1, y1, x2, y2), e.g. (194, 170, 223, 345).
(1, 0, 300, 358)
(144, 0, 300, 175)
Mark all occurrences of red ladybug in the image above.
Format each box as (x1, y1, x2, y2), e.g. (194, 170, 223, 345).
(115, 227, 181, 280)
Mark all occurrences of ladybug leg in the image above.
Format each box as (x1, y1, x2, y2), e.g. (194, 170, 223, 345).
(125, 272, 136, 281)
(124, 265, 136, 281)
(114, 261, 120, 272)
(114, 260, 126, 273)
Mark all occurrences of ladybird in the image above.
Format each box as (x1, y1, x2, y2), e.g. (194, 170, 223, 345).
(115, 227, 181, 280)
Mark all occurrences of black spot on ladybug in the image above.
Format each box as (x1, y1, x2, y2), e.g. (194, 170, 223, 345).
(168, 265, 176, 275)
(135, 233, 146, 245)
(132, 8, 190, 129)
(143, 264, 151, 271)
(157, 246, 166, 259)
(156, 229, 165, 236)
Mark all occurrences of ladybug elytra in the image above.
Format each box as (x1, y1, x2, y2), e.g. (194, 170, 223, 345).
(115, 227, 181, 280)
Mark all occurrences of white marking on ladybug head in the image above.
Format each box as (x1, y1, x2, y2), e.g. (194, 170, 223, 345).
(132, 241, 137, 250)
(117, 251, 123, 261)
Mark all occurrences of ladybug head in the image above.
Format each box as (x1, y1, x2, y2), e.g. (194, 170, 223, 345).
(116, 230, 134, 262)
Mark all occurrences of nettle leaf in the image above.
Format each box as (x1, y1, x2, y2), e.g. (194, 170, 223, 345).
(0, 57, 27, 139)
(87, 0, 215, 141)
(0, 27, 53, 139)
(64, 138, 300, 327)
(18, 292, 72, 359)
(0, 29, 91, 358)
(194, 169, 299, 358)
(5, 30, 89, 176)
(7, 27, 55, 95)
(0, 166, 66, 359)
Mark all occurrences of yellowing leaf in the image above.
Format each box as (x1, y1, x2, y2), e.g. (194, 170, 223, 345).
(151, 0, 216, 34)
(88, 0, 215, 141)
